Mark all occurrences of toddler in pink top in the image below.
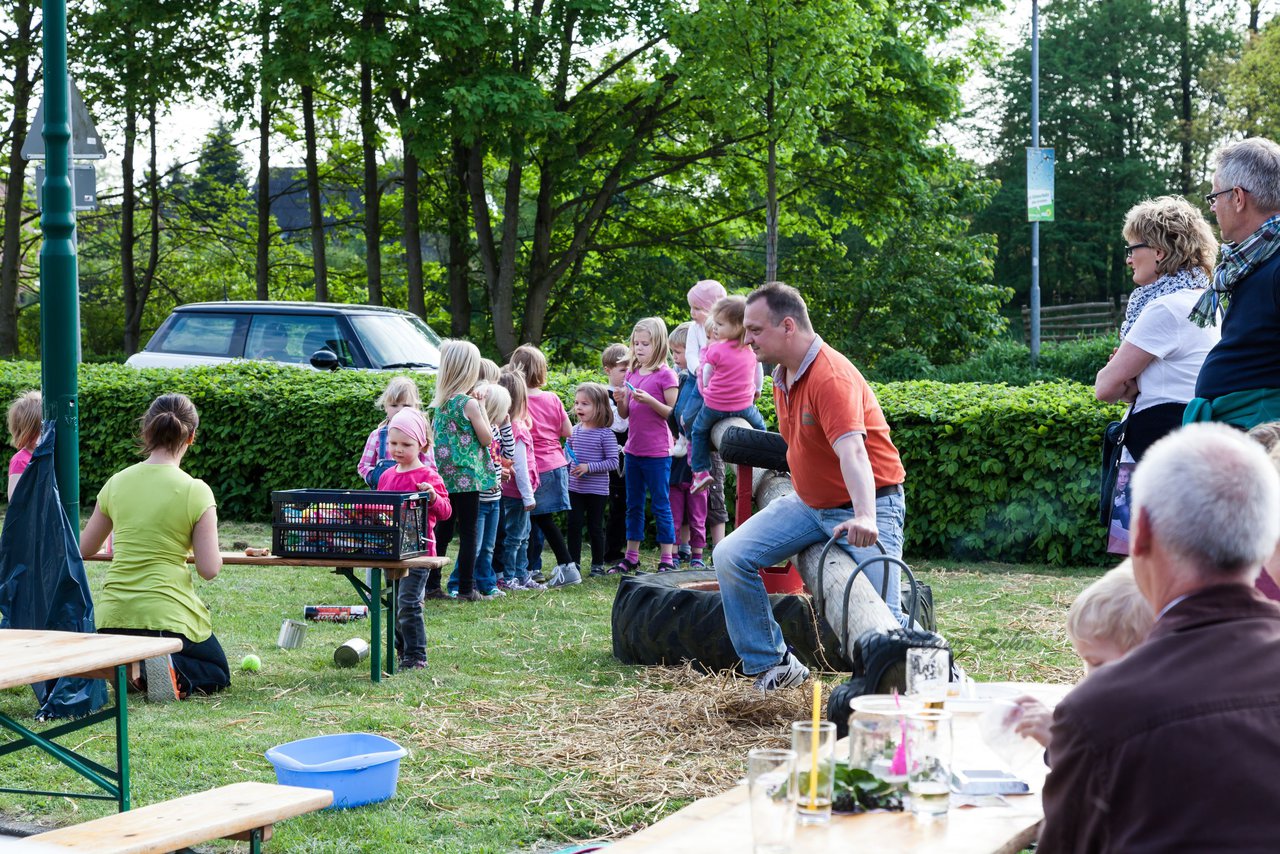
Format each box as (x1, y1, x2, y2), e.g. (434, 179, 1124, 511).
(690, 296, 766, 493)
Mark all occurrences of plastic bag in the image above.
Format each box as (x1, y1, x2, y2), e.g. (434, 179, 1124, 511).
(0, 422, 108, 720)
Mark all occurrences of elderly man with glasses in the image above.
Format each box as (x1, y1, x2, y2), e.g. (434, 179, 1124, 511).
(1185, 137, 1280, 429)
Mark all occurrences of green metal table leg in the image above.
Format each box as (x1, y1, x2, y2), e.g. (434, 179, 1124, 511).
(370, 568, 382, 682)
(250, 826, 263, 854)
(386, 576, 397, 676)
(114, 665, 130, 811)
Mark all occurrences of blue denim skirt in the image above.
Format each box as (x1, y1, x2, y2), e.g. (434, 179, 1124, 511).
(532, 464, 570, 514)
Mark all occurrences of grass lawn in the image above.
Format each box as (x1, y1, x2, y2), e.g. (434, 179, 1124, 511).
(0, 517, 1106, 852)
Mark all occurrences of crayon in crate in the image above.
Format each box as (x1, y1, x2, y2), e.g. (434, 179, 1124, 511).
(271, 489, 429, 561)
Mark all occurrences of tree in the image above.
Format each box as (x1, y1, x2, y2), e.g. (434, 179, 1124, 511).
(0, 0, 41, 356)
(1224, 16, 1280, 139)
(191, 118, 249, 217)
(975, 0, 1236, 306)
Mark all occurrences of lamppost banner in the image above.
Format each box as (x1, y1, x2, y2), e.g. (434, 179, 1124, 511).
(1026, 147, 1055, 222)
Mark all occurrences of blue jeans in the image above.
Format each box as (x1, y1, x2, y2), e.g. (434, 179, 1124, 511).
(690, 403, 767, 474)
(499, 497, 532, 583)
(396, 568, 429, 665)
(713, 491, 907, 674)
(470, 499, 501, 594)
(625, 454, 676, 545)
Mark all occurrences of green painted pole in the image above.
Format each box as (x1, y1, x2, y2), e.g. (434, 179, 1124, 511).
(39, 0, 81, 531)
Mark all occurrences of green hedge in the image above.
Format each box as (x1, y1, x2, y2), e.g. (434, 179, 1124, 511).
(0, 363, 1120, 564)
(880, 380, 1122, 565)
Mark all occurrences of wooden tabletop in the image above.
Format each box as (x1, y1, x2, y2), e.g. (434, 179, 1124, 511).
(609, 682, 1073, 854)
(84, 550, 451, 570)
(0, 630, 182, 692)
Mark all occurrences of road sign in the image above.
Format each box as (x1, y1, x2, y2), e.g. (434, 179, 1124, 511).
(22, 77, 105, 161)
(35, 164, 97, 211)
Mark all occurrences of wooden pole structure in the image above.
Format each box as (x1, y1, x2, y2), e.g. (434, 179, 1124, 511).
(710, 420, 899, 656)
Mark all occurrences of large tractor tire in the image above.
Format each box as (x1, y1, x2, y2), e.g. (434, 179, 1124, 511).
(611, 570, 853, 673)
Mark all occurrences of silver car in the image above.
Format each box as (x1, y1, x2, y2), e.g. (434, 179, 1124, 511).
(125, 302, 442, 372)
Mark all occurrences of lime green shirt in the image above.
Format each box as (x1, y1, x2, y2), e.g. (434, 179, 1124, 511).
(95, 462, 217, 641)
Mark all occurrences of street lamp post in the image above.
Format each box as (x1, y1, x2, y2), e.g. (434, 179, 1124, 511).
(1029, 0, 1041, 365)
(39, 0, 80, 532)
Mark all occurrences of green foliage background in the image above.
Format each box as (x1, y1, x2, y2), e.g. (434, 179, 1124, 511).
(0, 363, 1119, 565)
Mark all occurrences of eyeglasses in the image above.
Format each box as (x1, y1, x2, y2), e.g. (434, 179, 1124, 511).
(1124, 243, 1149, 258)
(1205, 187, 1244, 206)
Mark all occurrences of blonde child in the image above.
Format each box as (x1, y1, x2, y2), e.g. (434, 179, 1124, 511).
(1012, 561, 1154, 747)
(667, 324, 708, 567)
(601, 343, 630, 564)
(497, 369, 544, 590)
(7, 390, 41, 500)
(690, 296, 767, 493)
(377, 408, 451, 669)
(430, 340, 498, 601)
(358, 376, 425, 488)
(509, 344, 580, 587)
(470, 382, 510, 597)
(479, 358, 501, 383)
(566, 383, 620, 576)
(612, 317, 680, 573)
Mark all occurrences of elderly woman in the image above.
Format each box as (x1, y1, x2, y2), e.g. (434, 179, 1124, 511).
(1095, 196, 1221, 461)
(80, 393, 229, 701)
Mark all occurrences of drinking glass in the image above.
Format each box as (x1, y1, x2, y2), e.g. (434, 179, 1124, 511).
(906, 709, 953, 819)
(847, 695, 922, 787)
(906, 647, 950, 706)
(790, 721, 836, 825)
(748, 748, 798, 854)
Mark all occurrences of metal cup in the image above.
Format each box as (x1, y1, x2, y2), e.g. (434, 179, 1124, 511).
(333, 637, 370, 667)
(276, 619, 307, 649)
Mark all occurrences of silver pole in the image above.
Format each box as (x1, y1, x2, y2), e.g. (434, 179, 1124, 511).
(1029, 0, 1041, 365)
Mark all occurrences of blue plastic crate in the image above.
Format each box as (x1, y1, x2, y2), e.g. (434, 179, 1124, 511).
(265, 732, 408, 809)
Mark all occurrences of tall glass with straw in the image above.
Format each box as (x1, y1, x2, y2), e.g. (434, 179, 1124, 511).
(791, 680, 836, 824)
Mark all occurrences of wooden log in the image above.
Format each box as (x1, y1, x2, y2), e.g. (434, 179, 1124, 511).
(710, 421, 899, 661)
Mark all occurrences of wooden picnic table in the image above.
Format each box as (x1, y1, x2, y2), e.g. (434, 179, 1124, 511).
(85, 550, 451, 684)
(609, 682, 1072, 854)
(0, 629, 183, 811)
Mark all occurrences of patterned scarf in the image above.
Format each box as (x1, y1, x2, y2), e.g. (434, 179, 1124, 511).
(1121, 267, 1209, 339)
(1189, 213, 1280, 327)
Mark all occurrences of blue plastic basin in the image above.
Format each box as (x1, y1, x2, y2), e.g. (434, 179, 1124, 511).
(265, 732, 408, 808)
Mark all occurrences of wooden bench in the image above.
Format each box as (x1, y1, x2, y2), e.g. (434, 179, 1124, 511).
(14, 781, 332, 853)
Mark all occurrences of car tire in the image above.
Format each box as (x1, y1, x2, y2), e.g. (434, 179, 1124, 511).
(611, 570, 852, 673)
(717, 426, 790, 472)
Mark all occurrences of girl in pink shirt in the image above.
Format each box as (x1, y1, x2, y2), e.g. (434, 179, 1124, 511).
(612, 317, 680, 573)
(6, 390, 40, 501)
(690, 296, 766, 493)
(509, 344, 580, 587)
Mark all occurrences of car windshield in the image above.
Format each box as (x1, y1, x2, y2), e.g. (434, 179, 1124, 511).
(349, 314, 442, 369)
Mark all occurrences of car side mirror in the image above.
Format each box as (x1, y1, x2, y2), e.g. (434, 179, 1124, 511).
(309, 348, 341, 371)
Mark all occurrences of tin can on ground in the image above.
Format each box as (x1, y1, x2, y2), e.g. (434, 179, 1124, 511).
(304, 605, 369, 623)
(277, 619, 308, 649)
(334, 638, 370, 667)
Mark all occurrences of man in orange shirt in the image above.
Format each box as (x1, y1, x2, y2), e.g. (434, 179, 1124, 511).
(713, 282, 907, 691)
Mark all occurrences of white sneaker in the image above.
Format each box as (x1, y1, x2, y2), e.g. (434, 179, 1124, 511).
(670, 436, 689, 458)
(548, 562, 582, 587)
(752, 650, 809, 692)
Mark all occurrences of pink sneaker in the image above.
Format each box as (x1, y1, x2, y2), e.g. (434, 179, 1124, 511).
(690, 471, 714, 493)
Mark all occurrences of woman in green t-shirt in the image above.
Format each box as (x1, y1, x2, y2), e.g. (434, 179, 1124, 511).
(80, 393, 229, 701)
